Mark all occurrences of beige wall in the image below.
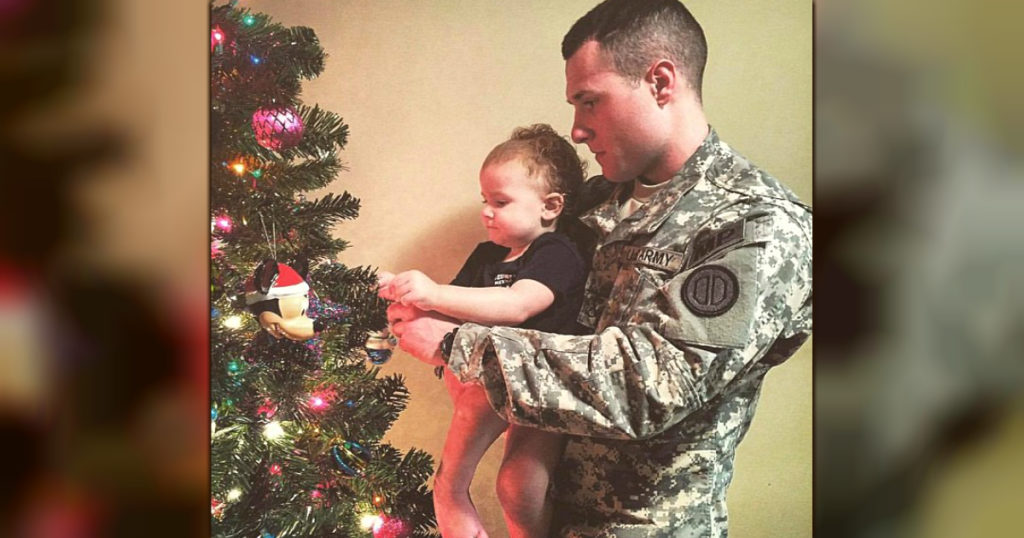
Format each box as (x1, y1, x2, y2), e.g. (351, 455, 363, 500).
(247, 1, 812, 536)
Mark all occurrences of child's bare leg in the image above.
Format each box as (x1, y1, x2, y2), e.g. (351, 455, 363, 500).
(434, 371, 507, 538)
(495, 425, 567, 538)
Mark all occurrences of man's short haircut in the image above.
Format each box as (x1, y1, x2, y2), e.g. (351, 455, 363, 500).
(562, 0, 708, 102)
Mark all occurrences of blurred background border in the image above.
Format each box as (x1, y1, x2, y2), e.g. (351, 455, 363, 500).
(2, 0, 1022, 536)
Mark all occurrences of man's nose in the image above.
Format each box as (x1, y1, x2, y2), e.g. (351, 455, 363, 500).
(571, 118, 590, 144)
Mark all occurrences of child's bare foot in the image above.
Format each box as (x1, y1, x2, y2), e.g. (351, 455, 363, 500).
(434, 491, 488, 538)
(434, 471, 488, 538)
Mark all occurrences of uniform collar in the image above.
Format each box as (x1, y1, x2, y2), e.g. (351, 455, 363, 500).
(581, 126, 723, 241)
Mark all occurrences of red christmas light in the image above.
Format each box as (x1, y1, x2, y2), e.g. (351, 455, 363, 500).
(211, 26, 225, 52)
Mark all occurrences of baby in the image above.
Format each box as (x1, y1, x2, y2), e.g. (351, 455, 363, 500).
(380, 124, 589, 538)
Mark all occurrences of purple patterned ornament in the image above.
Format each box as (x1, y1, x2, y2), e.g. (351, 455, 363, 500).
(251, 106, 304, 150)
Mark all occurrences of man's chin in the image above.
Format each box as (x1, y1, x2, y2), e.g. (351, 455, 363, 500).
(602, 170, 633, 183)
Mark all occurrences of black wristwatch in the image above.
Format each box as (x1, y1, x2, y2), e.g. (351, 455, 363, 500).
(439, 327, 459, 363)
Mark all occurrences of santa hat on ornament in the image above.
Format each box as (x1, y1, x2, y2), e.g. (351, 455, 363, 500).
(244, 259, 309, 305)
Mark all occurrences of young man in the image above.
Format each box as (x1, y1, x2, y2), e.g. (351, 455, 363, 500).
(388, 1, 812, 535)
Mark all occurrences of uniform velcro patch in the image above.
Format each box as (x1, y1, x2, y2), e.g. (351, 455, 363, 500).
(686, 214, 772, 269)
(682, 264, 738, 317)
(618, 245, 686, 272)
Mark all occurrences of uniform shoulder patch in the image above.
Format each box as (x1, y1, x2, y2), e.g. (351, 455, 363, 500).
(686, 213, 773, 270)
(682, 264, 738, 317)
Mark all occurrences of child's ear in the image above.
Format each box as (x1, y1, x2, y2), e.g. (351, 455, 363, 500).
(542, 192, 565, 220)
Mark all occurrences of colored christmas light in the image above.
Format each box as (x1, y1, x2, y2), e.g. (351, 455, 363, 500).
(211, 26, 225, 52)
(306, 386, 337, 412)
(309, 396, 327, 410)
(268, 463, 282, 475)
(211, 498, 225, 519)
(230, 161, 247, 175)
(257, 398, 277, 419)
(214, 215, 234, 233)
(243, 14, 256, 26)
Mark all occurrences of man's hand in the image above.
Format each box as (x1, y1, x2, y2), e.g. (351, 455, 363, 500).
(386, 270, 441, 310)
(387, 302, 458, 367)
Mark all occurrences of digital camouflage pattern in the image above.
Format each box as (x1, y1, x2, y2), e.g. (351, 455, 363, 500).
(447, 128, 812, 537)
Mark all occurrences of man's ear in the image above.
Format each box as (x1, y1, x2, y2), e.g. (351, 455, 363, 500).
(542, 192, 565, 221)
(647, 59, 678, 106)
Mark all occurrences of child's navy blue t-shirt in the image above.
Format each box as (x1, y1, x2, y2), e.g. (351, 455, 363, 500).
(450, 231, 588, 335)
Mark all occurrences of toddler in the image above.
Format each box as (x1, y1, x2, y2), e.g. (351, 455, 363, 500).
(380, 124, 589, 538)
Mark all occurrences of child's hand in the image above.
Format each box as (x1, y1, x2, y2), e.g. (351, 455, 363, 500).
(377, 271, 398, 301)
(389, 270, 439, 310)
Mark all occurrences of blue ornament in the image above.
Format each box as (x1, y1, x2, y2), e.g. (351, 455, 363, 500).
(365, 329, 396, 365)
(366, 348, 392, 365)
(211, 407, 218, 420)
(211, 307, 220, 318)
(331, 441, 371, 477)
(261, 533, 275, 538)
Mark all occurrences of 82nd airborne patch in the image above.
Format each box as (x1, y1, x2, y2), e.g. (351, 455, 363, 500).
(682, 264, 738, 317)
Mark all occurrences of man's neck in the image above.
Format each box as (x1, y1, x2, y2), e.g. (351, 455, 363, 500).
(646, 106, 709, 184)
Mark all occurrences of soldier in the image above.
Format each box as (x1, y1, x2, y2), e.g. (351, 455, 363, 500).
(388, 1, 812, 536)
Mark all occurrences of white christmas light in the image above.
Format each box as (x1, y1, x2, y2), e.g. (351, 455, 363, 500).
(263, 421, 285, 440)
(226, 488, 242, 501)
(359, 514, 381, 530)
(222, 315, 243, 329)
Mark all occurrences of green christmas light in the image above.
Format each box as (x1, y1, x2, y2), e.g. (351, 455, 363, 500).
(243, 14, 256, 26)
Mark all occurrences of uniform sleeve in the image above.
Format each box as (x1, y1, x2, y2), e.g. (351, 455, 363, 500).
(516, 235, 585, 300)
(446, 205, 812, 440)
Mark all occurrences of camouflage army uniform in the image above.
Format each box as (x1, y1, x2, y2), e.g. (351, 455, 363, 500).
(447, 128, 812, 537)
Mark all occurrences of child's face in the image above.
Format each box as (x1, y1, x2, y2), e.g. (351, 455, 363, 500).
(479, 159, 554, 250)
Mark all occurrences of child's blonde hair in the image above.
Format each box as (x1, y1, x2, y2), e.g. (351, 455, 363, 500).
(482, 124, 588, 220)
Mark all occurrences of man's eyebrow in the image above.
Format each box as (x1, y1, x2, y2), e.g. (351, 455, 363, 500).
(568, 90, 591, 104)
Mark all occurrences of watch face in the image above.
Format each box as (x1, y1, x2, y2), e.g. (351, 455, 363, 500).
(441, 330, 456, 359)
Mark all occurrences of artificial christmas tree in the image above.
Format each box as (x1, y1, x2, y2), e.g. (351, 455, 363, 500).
(209, 2, 435, 536)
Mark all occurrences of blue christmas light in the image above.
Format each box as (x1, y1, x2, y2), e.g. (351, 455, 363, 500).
(211, 407, 218, 420)
(243, 15, 256, 26)
(250, 55, 262, 65)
